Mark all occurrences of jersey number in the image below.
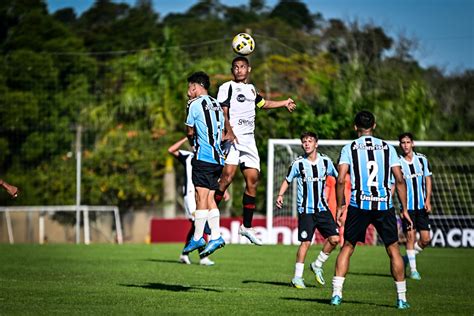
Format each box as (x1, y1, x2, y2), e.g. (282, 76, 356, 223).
(367, 161, 379, 187)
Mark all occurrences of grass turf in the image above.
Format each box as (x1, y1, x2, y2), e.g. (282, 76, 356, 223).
(0, 243, 472, 314)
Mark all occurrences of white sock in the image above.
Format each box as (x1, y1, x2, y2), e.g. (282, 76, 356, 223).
(395, 281, 407, 301)
(207, 208, 221, 240)
(294, 262, 304, 278)
(414, 242, 423, 254)
(406, 250, 417, 272)
(332, 276, 345, 298)
(193, 210, 208, 241)
(315, 251, 329, 268)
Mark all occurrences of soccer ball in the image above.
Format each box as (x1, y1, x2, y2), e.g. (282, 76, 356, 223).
(232, 33, 255, 56)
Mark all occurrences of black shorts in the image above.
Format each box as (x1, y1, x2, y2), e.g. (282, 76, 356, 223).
(344, 206, 398, 247)
(191, 159, 223, 190)
(298, 211, 339, 242)
(402, 209, 430, 232)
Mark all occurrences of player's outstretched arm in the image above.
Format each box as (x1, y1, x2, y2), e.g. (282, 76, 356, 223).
(276, 180, 290, 209)
(0, 179, 19, 198)
(167, 137, 188, 157)
(393, 166, 413, 229)
(262, 98, 296, 112)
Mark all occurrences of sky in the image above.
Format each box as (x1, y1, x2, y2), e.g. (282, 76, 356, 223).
(46, 0, 474, 74)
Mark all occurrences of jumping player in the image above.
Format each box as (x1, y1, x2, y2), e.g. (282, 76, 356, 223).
(215, 56, 296, 245)
(183, 71, 225, 258)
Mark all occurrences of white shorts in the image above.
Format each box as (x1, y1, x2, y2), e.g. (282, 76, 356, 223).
(223, 136, 260, 171)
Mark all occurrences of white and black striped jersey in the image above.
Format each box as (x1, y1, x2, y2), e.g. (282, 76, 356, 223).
(217, 81, 265, 137)
(175, 150, 194, 198)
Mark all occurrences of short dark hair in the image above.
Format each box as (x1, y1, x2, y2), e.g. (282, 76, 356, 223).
(232, 56, 250, 67)
(187, 71, 210, 90)
(300, 131, 318, 141)
(354, 111, 375, 129)
(398, 132, 414, 142)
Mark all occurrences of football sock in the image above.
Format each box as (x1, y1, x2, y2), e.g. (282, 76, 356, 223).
(395, 281, 407, 301)
(193, 210, 208, 241)
(243, 193, 256, 228)
(414, 241, 423, 254)
(332, 276, 345, 297)
(207, 208, 221, 240)
(406, 250, 417, 272)
(214, 189, 225, 206)
(294, 262, 305, 278)
(315, 251, 329, 268)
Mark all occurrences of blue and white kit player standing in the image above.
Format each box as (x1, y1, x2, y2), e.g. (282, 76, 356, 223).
(398, 132, 432, 280)
(331, 111, 413, 309)
(183, 71, 225, 258)
(276, 132, 340, 289)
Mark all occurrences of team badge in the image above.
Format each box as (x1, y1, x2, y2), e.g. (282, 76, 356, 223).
(301, 230, 308, 239)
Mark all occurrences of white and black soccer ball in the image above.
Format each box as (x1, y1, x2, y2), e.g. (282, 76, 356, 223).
(232, 33, 255, 56)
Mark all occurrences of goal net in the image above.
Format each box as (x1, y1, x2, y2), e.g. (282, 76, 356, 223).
(266, 139, 474, 247)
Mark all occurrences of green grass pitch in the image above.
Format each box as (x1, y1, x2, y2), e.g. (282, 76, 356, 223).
(0, 243, 472, 314)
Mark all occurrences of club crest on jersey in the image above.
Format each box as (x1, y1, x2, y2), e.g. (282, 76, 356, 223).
(237, 94, 246, 102)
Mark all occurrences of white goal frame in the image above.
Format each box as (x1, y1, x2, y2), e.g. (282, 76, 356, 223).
(0, 205, 123, 245)
(266, 139, 474, 241)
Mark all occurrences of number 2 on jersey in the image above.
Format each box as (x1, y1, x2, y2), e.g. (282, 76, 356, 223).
(367, 161, 379, 186)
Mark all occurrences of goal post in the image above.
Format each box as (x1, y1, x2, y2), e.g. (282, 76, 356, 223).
(266, 139, 474, 247)
(0, 205, 123, 245)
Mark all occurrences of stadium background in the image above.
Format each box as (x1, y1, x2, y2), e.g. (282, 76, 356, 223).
(0, 0, 472, 245)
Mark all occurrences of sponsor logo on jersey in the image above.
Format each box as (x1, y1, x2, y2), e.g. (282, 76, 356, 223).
(237, 94, 246, 102)
(360, 194, 389, 202)
(352, 143, 388, 151)
(404, 172, 423, 179)
(237, 118, 254, 126)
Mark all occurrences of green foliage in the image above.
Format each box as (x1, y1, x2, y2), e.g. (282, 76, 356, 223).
(0, 0, 472, 214)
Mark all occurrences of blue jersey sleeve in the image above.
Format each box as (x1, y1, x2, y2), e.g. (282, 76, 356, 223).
(423, 156, 432, 177)
(185, 102, 196, 127)
(339, 144, 350, 165)
(389, 145, 400, 167)
(285, 162, 299, 183)
(327, 159, 338, 177)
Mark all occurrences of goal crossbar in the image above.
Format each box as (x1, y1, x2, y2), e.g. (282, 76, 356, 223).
(0, 205, 123, 245)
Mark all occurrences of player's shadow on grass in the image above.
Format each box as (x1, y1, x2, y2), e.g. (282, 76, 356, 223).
(347, 271, 392, 278)
(120, 283, 222, 293)
(242, 280, 317, 288)
(143, 258, 182, 264)
(281, 297, 393, 308)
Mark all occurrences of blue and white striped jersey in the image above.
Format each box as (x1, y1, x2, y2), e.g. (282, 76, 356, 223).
(286, 153, 338, 214)
(339, 136, 400, 211)
(399, 153, 432, 211)
(185, 95, 224, 166)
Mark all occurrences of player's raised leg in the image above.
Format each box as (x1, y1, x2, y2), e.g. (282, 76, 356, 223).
(311, 234, 339, 286)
